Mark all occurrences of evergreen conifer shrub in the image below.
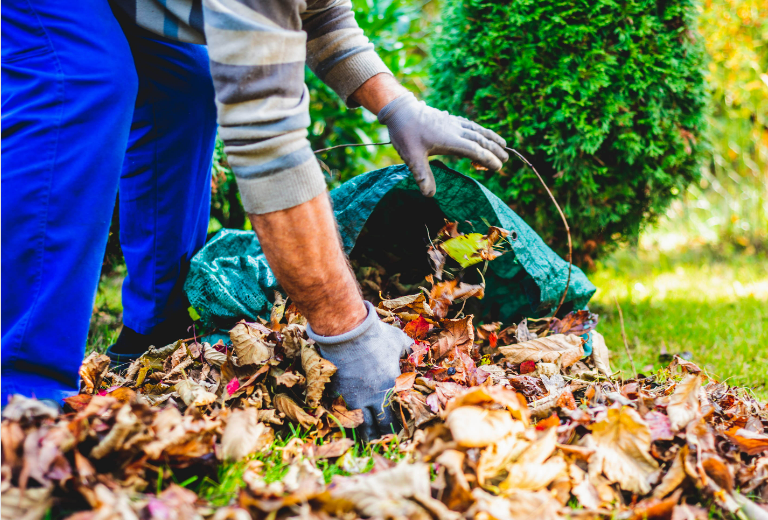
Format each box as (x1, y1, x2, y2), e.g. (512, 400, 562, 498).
(429, 0, 708, 262)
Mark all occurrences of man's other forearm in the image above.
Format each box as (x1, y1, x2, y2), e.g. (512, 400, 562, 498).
(249, 193, 367, 336)
(349, 73, 408, 115)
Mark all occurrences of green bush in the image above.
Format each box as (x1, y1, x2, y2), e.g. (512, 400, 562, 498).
(428, 0, 709, 263)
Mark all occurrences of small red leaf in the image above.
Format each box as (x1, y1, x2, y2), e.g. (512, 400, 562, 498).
(226, 377, 240, 396)
(520, 360, 536, 374)
(403, 315, 431, 340)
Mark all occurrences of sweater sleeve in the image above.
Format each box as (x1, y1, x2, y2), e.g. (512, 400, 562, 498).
(303, 0, 392, 107)
(203, 0, 326, 215)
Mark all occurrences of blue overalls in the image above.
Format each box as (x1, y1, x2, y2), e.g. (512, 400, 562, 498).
(1, 0, 218, 403)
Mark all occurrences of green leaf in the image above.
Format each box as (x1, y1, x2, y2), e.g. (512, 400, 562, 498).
(441, 233, 488, 268)
(188, 306, 201, 322)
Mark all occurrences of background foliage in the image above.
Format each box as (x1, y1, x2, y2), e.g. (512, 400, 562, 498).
(428, 0, 709, 264)
(653, 0, 767, 250)
(118, 0, 766, 263)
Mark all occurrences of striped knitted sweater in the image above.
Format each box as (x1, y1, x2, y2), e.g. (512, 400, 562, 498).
(112, 0, 391, 214)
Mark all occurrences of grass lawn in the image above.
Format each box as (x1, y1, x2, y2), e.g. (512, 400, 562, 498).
(589, 244, 767, 400)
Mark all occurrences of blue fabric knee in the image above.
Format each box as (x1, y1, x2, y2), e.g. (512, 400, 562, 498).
(1, 0, 138, 403)
(118, 23, 217, 334)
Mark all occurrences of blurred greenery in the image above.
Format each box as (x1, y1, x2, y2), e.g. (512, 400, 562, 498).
(590, 243, 767, 399)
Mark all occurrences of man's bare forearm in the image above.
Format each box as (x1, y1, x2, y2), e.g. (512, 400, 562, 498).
(249, 193, 367, 336)
(248, 74, 408, 337)
(350, 73, 408, 115)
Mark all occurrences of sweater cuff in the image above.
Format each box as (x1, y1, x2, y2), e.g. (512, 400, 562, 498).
(234, 154, 328, 215)
(322, 51, 393, 108)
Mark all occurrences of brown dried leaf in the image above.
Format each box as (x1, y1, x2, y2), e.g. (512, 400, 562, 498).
(220, 408, 269, 461)
(428, 280, 484, 320)
(230, 321, 273, 365)
(274, 370, 306, 389)
(590, 331, 613, 376)
(1, 486, 53, 520)
(498, 334, 584, 368)
(274, 393, 319, 430)
(326, 462, 462, 520)
(202, 344, 227, 366)
(377, 293, 433, 321)
(586, 406, 660, 494)
(653, 446, 689, 499)
(2, 394, 59, 422)
(330, 397, 364, 429)
(257, 409, 285, 425)
(301, 344, 337, 409)
(667, 374, 703, 431)
(90, 404, 139, 459)
(444, 406, 524, 448)
(175, 379, 217, 407)
(312, 438, 354, 459)
(79, 352, 110, 394)
(281, 323, 308, 359)
(725, 427, 768, 456)
(498, 428, 565, 492)
(465, 488, 563, 520)
(444, 385, 530, 425)
(431, 316, 474, 360)
(394, 372, 416, 393)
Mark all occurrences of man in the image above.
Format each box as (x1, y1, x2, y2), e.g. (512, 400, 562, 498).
(2, 0, 508, 438)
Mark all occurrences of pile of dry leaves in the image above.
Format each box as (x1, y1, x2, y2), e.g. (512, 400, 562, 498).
(2, 222, 767, 520)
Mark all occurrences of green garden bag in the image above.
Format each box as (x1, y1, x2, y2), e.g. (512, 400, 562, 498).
(185, 161, 595, 329)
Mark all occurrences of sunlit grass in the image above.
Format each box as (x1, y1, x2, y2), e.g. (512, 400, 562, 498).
(589, 244, 767, 400)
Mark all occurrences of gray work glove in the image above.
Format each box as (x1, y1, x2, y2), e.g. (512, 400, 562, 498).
(306, 301, 413, 441)
(378, 92, 509, 196)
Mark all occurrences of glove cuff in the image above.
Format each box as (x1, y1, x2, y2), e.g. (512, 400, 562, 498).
(377, 91, 419, 130)
(306, 300, 379, 349)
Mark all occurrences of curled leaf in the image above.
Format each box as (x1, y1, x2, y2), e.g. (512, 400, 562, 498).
(230, 321, 273, 365)
(79, 352, 110, 394)
(274, 393, 319, 430)
(667, 374, 703, 432)
(301, 344, 337, 409)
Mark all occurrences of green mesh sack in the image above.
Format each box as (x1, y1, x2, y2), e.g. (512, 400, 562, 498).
(185, 161, 595, 329)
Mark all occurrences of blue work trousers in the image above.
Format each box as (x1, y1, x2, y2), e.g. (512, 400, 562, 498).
(1, 0, 217, 403)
